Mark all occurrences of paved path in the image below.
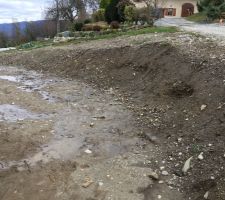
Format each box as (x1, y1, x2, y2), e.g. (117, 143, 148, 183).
(155, 18, 225, 38)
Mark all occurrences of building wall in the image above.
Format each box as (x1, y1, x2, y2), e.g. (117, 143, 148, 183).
(159, 0, 198, 17)
(134, 0, 198, 18)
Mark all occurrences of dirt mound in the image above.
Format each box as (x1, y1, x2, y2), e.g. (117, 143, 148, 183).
(0, 38, 225, 199)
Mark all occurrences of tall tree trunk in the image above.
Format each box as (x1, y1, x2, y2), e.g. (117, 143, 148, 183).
(56, 0, 60, 33)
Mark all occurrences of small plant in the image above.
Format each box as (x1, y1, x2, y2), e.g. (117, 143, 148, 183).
(74, 22, 84, 31)
(110, 21, 120, 29)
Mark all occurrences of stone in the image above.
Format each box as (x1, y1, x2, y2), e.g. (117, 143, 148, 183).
(201, 104, 207, 111)
(82, 177, 94, 188)
(182, 156, 193, 174)
(84, 149, 92, 154)
(198, 152, 204, 160)
(161, 171, 169, 176)
(148, 171, 159, 180)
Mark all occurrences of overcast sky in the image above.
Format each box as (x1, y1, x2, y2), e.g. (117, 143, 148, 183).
(0, 0, 50, 24)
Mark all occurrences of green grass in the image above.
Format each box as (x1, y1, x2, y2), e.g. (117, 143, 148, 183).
(67, 26, 178, 44)
(186, 13, 207, 23)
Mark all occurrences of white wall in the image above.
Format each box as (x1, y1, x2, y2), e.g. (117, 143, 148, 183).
(158, 0, 198, 17)
(134, 0, 198, 17)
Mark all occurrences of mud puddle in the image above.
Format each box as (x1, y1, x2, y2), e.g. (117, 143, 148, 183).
(0, 66, 59, 102)
(0, 104, 48, 122)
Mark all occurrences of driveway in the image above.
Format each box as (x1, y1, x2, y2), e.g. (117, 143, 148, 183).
(155, 18, 225, 38)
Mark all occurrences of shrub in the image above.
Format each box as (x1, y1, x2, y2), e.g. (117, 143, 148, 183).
(124, 5, 135, 22)
(197, 0, 225, 20)
(84, 19, 92, 24)
(100, 0, 110, 9)
(92, 9, 105, 22)
(93, 25, 101, 31)
(82, 24, 93, 31)
(110, 21, 120, 29)
(74, 22, 84, 31)
(105, 0, 121, 23)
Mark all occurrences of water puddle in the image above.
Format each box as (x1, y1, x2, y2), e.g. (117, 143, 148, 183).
(0, 67, 58, 103)
(0, 104, 48, 122)
(0, 75, 19, 82)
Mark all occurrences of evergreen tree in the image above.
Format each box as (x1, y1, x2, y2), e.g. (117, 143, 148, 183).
(105, 0, 121, 23)
(198, 0, 225, 20)
(100, 0, 110, 9)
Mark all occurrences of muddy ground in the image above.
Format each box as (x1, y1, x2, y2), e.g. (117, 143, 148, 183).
(0, 32, 225, 200)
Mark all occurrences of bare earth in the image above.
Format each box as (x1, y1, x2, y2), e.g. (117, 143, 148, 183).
(0, 32, 224, 200)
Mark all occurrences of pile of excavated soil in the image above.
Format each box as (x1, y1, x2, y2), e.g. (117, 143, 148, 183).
(0, 33, 225, 200)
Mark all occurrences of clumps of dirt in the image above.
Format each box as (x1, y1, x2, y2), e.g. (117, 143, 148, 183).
(167, 81, 194, 98)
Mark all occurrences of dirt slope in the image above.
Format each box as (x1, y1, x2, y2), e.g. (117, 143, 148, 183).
(0, 33, 225, 200)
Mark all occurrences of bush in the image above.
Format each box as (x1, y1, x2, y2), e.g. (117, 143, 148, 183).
(84, 19, 92, 24)
(110, 21, 120, 29)
(74, 22, 84, 31)
(197, 0, 225, 20)
(134, 7, 154, 25)
(92, 9, 105, 22)
(100, 0, 110, 9)
(82, 24, 93, 31)
(105, 0, 121, 23)
(124, 5, 135, 22)
(93, 25, 101, 31)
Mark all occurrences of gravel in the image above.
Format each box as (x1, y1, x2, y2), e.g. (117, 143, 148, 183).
(155, 18, 225, 39)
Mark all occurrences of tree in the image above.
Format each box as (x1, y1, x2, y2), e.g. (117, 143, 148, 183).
(0, 32, 8, 48)
(12, 22, 22, 45)
(105, 0, 120, 23)
(124, 5, 135, 23)
(100, 0, 110, 9)
(197, 0, 225, 20)
(46, 0, 99, 23)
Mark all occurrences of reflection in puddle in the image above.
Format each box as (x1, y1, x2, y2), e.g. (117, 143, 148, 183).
(0, 75, 18, 82)
(0, 104, 48, 122)
(0, 70, 57, 103)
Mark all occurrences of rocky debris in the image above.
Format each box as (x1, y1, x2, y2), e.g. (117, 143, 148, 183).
(82, 177, 94, 188)
(161, 171, 169, 176)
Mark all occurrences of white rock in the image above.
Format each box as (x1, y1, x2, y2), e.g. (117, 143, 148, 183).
(161, 171, 169, 176)
(204, 191, 209, 199)
(198, 152, 204, 160)
(84, 149, 92, 154)
(157, 195, 162, 199)
(98, 182, 103, 186)
(182, 156, 193, 173)
(201, 104, 207, 111)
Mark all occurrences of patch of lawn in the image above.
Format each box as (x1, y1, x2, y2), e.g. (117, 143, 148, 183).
(74, 26, 178, 41)
(186, 13, 207, 23)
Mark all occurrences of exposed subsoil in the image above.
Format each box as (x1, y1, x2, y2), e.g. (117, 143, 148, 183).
(0, 32, 225, 200)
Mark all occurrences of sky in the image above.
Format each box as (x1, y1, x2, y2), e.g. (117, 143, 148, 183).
(0, 0, 50, 24)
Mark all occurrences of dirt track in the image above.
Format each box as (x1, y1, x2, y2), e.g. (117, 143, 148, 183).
(0, 32, 225, 200)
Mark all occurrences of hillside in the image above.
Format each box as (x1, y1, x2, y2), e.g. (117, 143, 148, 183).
(0, 20, 47, 37)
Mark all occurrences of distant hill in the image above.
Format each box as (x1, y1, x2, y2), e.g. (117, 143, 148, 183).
(0, 20, 47, 38)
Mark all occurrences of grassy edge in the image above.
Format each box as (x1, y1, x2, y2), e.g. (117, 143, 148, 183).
(12, 26, 178, 51)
